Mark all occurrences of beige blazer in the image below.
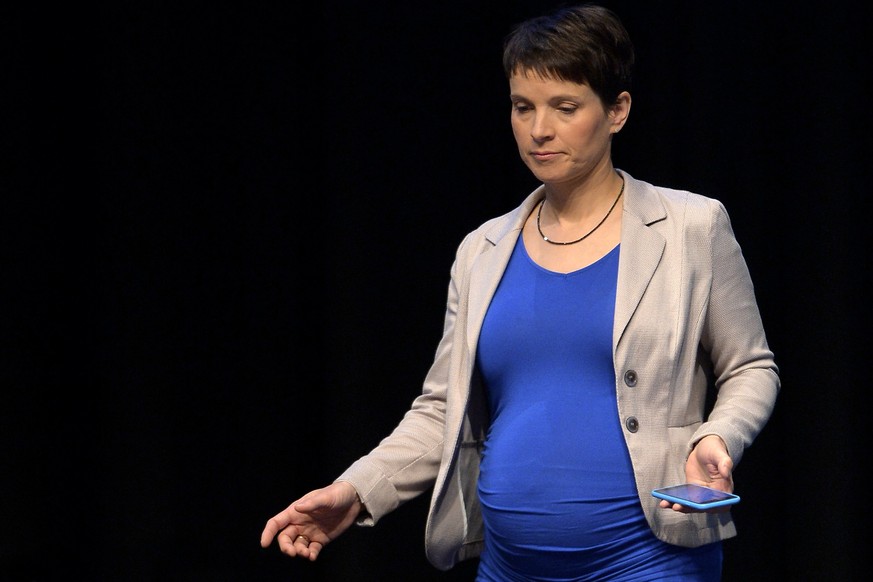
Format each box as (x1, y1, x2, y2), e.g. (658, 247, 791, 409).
(337, 170, 780, 571)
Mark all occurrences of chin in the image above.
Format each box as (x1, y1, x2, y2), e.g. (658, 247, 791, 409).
(529, 170, 563, 184)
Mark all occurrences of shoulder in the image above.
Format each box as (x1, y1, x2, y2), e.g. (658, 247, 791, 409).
(623, 171, 724, 212)
(455, 187, 544, 255)
(620, 170, 732, 231)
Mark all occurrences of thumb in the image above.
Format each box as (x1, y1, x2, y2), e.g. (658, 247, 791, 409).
(718, 456, 734, 482)
(293, 489, 330, 513)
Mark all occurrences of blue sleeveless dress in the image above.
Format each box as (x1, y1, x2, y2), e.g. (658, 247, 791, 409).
(474, 237, 721, 581)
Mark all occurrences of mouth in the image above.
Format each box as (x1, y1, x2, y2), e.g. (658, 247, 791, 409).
(530, 151, 560, 162)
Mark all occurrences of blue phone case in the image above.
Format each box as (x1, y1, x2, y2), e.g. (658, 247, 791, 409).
(651, 484, 740, 510)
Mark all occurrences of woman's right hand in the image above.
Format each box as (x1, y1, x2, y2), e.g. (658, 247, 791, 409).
(260, 481, 363, 561)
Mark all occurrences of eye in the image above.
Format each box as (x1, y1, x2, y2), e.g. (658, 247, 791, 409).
(511, 101, 533, 113)
(557, 105, 578, 115)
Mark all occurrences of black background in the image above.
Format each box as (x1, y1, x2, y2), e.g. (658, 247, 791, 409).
(3, 1, 870, 580)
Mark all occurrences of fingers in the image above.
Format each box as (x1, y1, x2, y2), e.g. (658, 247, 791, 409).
(260, 501, 329, 560)
(260, 516, 283, 548)
(659, 499, 694, 514)
(261, 503, 303, 548)
(277, 529, 323, 561)
(261, 485, 351, 560)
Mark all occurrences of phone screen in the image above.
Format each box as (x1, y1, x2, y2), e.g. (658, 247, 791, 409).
(651, 484, 740, 509)
(656, 484, 734, 504)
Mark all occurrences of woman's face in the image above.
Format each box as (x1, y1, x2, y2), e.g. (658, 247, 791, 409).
(508, 71, 627, 187)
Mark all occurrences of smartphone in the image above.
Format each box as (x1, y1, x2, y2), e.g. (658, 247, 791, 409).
(651, 484, 740, 510)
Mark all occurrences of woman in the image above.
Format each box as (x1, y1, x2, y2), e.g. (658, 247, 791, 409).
(261, 4, 779, 580)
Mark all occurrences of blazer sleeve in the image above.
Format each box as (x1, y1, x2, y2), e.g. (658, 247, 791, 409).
(692, 199, 780, 464)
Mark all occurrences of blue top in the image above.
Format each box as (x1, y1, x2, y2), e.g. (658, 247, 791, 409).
(474, 236, 721, 581)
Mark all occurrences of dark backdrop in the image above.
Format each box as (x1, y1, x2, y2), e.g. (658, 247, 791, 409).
(4, 1, 869, 580)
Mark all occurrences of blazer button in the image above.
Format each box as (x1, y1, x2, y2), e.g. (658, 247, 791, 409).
(624, 369, 638, 387)
(625, 417, 639, 432)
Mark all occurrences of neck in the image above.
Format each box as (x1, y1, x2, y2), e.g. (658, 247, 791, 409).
(544, 168, 623, 218)
(536, 173, 624, 246)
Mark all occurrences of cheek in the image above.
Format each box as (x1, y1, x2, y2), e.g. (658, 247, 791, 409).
(564, 118, 608, 146)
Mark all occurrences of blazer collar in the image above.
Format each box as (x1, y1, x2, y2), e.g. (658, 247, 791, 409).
(618, 168, 667, 227)
(483, 169, 668, 242)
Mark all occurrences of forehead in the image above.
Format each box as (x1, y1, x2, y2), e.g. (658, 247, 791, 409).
(509, 71, 594, 99)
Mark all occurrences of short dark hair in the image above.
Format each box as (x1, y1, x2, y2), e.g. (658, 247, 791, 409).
(502, 3, 634, 107)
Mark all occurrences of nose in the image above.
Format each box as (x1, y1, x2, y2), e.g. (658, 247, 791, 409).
(530, 112, 554, 143)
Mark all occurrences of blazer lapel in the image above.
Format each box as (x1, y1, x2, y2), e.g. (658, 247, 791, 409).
(614, 171, 667, 349)
(465, 189, 544, 354)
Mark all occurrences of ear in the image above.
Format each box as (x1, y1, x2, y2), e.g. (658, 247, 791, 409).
(608, 91, 632, 134)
